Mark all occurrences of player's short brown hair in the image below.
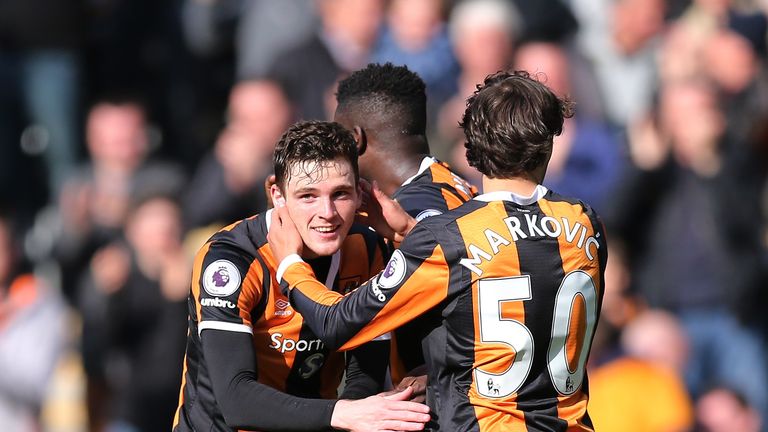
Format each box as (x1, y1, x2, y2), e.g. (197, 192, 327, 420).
(460, 70, 574, 178)
(273, 120, 359, 189)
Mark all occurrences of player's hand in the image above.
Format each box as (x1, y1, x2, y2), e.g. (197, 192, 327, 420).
(394, 369, 428, 404)
(330, 386, 430, 432)
(267, 199, 303, 262)
(357, 179, 416, 243)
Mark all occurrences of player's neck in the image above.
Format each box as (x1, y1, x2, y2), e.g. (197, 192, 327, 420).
(482, 175, 540, 197)
(378, 153, 427, 196)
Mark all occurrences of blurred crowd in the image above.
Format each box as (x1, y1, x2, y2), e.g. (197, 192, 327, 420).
(1, 0, 767, 431)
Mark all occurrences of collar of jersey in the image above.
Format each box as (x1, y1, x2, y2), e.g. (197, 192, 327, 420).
(400, 156, 437, 187)
(265, 208, 340, 288)
(473, 185, 548, 205)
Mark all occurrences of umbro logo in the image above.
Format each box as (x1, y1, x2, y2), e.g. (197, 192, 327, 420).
(274, 299, 292, 316)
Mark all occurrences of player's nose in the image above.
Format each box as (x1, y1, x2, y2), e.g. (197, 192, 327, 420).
(318, 197, 338, 219)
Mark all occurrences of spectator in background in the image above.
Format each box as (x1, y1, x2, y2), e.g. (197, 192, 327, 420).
(85, 0, 223, 171)
(702, 28, 768, 152)
(42, 98, 185, 431)
(662, 5, 768, 147)
(181, 0, 317, 80)
(513, 41, 624, 213)
(508, 0, 578, 43)
(183, 80, 293, 232)
(436, 0, 519, 162)
(0, 0, 85, 214)
(50, 97, 185, 305)
(0, 214, 68, 432)
(82, 193, 189, 432)
(569, 0, 667, 128)
(588, 243, 694, 432)
(695, 386, 763, 432)
(372, 0, 459, 119)
(622, 309, 690, 374)
(267, 0, 385, 120)
(605, 78, 768, 422)
(678, 0, 768, 55)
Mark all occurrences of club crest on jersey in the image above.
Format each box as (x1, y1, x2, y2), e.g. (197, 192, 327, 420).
(415, 209, 442, 222)
(378, 250, 406, 289)
(203, 259, 241, 297)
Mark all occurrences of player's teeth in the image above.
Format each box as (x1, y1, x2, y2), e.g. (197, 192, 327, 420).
(315, 227, 334, 233)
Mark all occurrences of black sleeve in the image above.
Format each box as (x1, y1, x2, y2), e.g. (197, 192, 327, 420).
(201, 329, 336, 431)
(340, 340, 390, 399)
(394, 186, 450, 221)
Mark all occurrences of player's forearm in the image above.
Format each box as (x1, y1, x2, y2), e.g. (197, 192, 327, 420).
(279, 262, 420, 352)
(202, 329, 336, 431)
(218, 375, 336, 431)
(341, 340, 390, 399)
(278, 259, 386, 350)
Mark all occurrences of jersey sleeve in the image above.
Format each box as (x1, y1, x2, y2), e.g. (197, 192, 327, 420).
(193, 239, 265, 336)
(202, 329, 336, 430)
(395, 185, 450, 221)
(340, 340, 390, 399)
(279, 224, 452, 351)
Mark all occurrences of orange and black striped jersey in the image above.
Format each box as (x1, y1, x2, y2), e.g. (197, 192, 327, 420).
(174, 210, 389, 431)
(395, 156, 478, 222)
(280, 185, 607, 431)
(390, 156, 478, 382)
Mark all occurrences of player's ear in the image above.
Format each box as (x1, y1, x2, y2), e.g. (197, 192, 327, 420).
(353, 126, 367, 156)
(270, 183, 286, 208)
(355, 179, 364, 209)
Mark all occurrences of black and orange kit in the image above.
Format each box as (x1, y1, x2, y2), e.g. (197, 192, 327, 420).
(394, 156, 478, 221)
(390, 156, 478, 382)
(173, 210, 390, 432)
(279, 186, 607, 431)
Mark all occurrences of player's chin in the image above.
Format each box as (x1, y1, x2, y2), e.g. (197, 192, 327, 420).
(305, 237, 344, 257)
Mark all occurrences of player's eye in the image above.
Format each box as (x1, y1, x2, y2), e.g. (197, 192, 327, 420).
(299, 194, 315, 201)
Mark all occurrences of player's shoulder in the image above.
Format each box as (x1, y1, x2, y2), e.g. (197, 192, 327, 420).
(541, 189, 603, 222)
(542, 188, 586, 207)
(542, 189, 603, 238)
(197, 214, 268, 261)
(194, 214, 272, 295)
(408, 198, 486, 237)
(395, 181, 449, 218)
(427, 159, 478, 195)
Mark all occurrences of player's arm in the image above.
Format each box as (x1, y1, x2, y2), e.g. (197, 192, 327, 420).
(340, 340, 391, 399)
(272, 208, 451, 351)
(196, 240, 429, 431)
(203, 330, 427, 431)
(194, 242, 335, 429)
(202, 328, 337, 430)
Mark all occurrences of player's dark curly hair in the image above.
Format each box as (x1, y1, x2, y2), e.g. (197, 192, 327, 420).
(273, 120, 359, 189)
(336, 62, 427, 135)
(460, 71, 574, 178)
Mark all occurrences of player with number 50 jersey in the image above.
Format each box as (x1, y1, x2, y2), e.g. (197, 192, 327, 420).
(278, 186, 606, 431)
(271, 71, 607, 431)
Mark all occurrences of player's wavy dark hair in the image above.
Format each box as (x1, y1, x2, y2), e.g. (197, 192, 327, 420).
(336, 62, 427, 135)
(460, 70, 574, 178)
(273, 120, 359, 189)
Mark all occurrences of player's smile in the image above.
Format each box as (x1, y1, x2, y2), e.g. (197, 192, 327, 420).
(311, 225, 340, 235)
(276, 157, 360, 259)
